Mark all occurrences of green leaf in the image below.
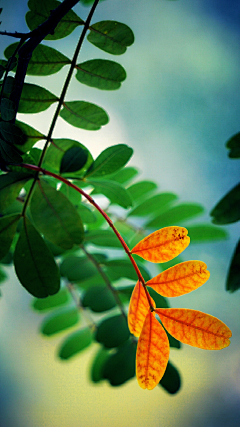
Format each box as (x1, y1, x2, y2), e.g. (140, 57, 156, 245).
(127, 180, 157, 202)
(77, 203, 96, 224)
(95, 314, 130, 348)
(18, 83, 58, 113)
(60, 254, 106, 282)
(103, 340, 137, 386)
(90, 346, 110, 383)
(2, 76, 15, 94)
(145, 203, 205, 228)
(128, 192, 178, 217)
(187, 224, 228, 242)
(82, 286, 117, 312)
(88, 179, 132, 208)
(5, 43, 71, 76)
(60, 146, 88, 173)
(0, 214, 21, 260)
(14, 216, 60, 298)
(0, 139, 23, 164)
(159, 361, 181, 394)
(0, 98, 16, 121)
(85, 144, 133, 178)
(210, 183, 240, 224)
(26, 0, 83, 40)
(84, 229, 123, 248)
(15, 120, 45, 153)
(104, 259, 151, 282)
(59, 182, 81, 205)
(43, 138, 93, 173)
(58, 328, 93, 360)
(60, 101, 109, 131)
(0, 266, 7, 284)
(88, 21, 134, 55)
(32, 288, 71, 311)
(0, 172, 31, 210)
(226, 132, 240, 158)
(166, 330, 181, 349)
(0, 122, 24, 144)
(148, 287, 169, 309)
(76, 59, 126, 90)
(41, 307, 80, 336)
(226, 239, 240, 293)
(107, 167, 138, 185)
(30, 179, 84, 250)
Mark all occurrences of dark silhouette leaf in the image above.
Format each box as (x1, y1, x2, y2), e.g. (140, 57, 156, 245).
(14, 216, 60, 298)
(26, 0, 83, 40)
(159, 361, 181, 394)
(0, 98, 16, 121)
(30, 179, 84, 249)
(211, 183, 240, 224)
(85, 144, 133, 178)
(60, 146, 88, 173)
(226, 132, 240, 158)
(103, 340, 137, 386)
(15, 120, 45, 153)
(41, 307, 80, 336)
(88, 21, 134, 55)
(76, 59, 126, 90)
(58, 328, 93, 359)
(95, 314, 130, 348)
(60, 101, 109, 131)
(0, 172, 31, 210)
(18, 83, 58, 113)
(0, 122, 24, 144)
(226, 239, 240, 293)
(0, 139, 23, 164)
(0, 214, 21, 260)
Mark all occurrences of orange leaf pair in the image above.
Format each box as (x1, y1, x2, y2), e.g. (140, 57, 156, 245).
(146, 260, 210, 297)
(131, 226, 190, 263)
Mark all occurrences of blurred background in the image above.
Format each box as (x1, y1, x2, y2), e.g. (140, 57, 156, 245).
(0, 0, 240, 426)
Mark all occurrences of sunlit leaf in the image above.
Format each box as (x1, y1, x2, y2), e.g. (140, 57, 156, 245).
(60, 101, 109, 131)
(26, 0, 83, 40)
(128, 193, 178, 217)
(88, 21, 134, 55)
(127, 181, 157, 203)
(159, 361, 181, 394)
(5, 43, 71, 76)
(136, 311, 170, 390)
(30, 179, 84, 249)
(146, 261, 210, 297)
(145, 203, 205, 229)
(14, 216, 60, 298)
(18, 83, 58, 113)
(187, 224, 228, 242)
(76, 59, 126, 90)
(85, 144, 133, 178)
(82, 285, 117, 312)
(103, 340, 137, 386)
(156, 308, 232, 350)
(88, 179, 132, 208)
(41, 307, 80, 336)
(226, 239, 240, 293)
(58, 328, 93, 359)
(226, 132, 240, 158)
(210, 183, 240, 224)
(95, 314, 130, 348)
(32, 288, 71, 311)
(0, 214, 21, 260)
(0, 172, 31, 210)
(131, 226, 190, 263)
(128, 280, 156, 337)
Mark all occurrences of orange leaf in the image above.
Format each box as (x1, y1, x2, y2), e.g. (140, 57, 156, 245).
(131, 226, 190, 263)
(128, 281, 156, 337)
(136, 311, 170, 390)
(156, 308, 232, 350)
(146, 260, 210, 297)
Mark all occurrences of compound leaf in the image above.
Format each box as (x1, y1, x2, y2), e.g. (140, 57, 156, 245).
(14, 216, 60, 298)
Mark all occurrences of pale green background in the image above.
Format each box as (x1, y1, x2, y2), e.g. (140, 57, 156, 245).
(0, 1, 240, 426)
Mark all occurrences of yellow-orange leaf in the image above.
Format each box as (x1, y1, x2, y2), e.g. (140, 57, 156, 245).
(156, 308, 232, 350)
(131, 226, 190, 263)
(146, 261, 210, 297)
(136, 311, 170, 390)
(128, 281, 156, 337)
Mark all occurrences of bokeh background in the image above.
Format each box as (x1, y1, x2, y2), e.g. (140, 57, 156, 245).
(0, 0, 240, 426)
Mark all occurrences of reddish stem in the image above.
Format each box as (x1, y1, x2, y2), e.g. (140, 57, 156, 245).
(20, 163, 154, 310)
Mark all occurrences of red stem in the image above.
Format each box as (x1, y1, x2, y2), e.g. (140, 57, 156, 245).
(20, 163, 154, 310)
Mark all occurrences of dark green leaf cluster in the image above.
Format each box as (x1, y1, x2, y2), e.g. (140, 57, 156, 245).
(210, 132, 240, 292)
